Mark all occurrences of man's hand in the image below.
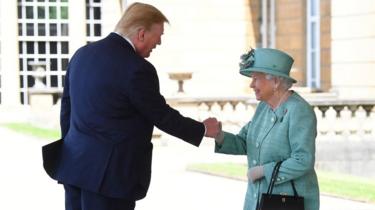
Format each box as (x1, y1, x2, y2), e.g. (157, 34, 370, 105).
(203, 117, 221, 138)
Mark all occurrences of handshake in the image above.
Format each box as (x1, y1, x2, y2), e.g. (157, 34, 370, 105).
(202, 117, 222, 138)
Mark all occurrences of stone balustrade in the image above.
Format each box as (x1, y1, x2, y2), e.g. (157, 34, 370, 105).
(167, 93, 375, 140)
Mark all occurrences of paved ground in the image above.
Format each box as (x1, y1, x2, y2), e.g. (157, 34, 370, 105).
(0, 127, 374, 210)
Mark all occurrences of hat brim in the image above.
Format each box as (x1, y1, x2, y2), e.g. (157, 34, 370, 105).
(240, 67, 297, 83)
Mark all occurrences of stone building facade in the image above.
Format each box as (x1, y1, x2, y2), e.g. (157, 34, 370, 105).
(0, 0, 374, 108)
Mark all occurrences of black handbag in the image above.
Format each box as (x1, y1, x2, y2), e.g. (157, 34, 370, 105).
(257, 161, 304, 210)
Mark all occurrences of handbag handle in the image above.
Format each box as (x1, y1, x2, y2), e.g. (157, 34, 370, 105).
(266, 161, 299, 197)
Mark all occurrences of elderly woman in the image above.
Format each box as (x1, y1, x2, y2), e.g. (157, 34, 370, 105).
(214, 48, 319, 210)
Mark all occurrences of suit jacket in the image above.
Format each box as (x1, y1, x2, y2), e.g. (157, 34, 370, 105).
(215, 92, 319, 210)
(42, 33, 205, 200)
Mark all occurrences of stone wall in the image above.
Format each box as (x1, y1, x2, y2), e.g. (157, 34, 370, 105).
(331, 0, 375, 99)
(316, 140, 375, 178)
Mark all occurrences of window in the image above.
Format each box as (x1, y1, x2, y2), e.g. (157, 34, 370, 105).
(86, 0, 102, 43)
(307, 0, 321, 89)
(18, 0, 69, 104)
(260, 0, 276, 48)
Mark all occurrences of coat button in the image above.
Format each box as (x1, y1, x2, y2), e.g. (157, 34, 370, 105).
(271, 117, 275, 122)
(252, 160, 257, 165)
(255, 142, 259, 148)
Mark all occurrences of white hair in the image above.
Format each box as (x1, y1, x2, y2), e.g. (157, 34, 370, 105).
(265, 74, 293, 90)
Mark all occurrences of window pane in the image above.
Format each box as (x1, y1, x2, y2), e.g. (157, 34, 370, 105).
(27, 75, 35, 87)
(311, 23, 316, 48)
(18, 6, 22, 19)
(93, 0, 101, 3)
(62, 58, 69, 70)
(61, 42, 69, 54)
(51, 75, 58, 87)
(20, 76, 24, 88)
(61, 6, 68, 19)
(19, 58, 24, 71)
(26, 6, 34, 19)
(26, 42, 34, 54)
(49, 7, 57, 19)
(94, 7, 101, 20)
(61, 24, 69, 36)
(86, 24, 90, 36)
(20, 92, 24, 104)
(51, 58, 57, 71)
(86, 6, 90, 19)
(27, 58, 33, 71)
(311, 54, 316, 77)
(38, 42, 46, 54)
(50, 23, 57, 36)
(18, 23, 23, 36)
(38, 6, 45, 19)
(310, 0, 317, 15)
(26, 23, 34, 36)
(19, 42, 23, 54)
(38, 23, 46, 36)
(50, 42, 57, 54)
(94, 24, 101, 36)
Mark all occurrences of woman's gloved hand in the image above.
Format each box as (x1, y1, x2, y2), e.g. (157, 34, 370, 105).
(247, 166, 264, 183)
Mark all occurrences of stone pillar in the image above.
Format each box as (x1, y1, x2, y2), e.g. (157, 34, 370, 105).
(0, 0, 20, 106)
(331, 0, 375, 99)
(69, 0, 87, 55)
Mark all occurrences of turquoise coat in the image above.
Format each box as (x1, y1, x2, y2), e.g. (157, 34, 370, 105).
(216, 92, 319, 210)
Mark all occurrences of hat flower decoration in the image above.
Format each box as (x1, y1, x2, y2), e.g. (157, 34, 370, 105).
(239, 48, 255, 70)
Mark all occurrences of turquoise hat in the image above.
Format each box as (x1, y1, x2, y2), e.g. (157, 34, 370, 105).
(239, 48, 296, 83)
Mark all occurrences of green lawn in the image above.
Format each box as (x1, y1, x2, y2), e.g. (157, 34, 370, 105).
(318, 170, 375, 203)
(1, 123, 60, 140)
(187, 162, 375, 203)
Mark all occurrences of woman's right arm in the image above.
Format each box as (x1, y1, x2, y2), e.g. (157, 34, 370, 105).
(214, 122, 250, 155)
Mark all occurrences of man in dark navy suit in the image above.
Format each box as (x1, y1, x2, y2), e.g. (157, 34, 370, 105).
(42, 2, 220, 210)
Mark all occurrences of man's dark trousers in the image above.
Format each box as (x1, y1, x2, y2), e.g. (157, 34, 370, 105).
(64, 184, 136, 210)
